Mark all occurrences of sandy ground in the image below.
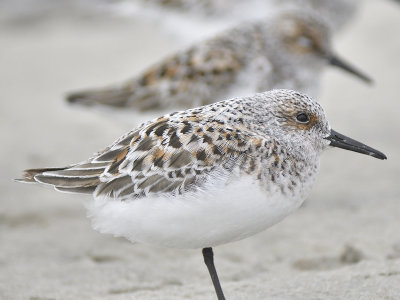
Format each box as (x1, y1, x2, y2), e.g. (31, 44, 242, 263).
(1, 0, 400, 299)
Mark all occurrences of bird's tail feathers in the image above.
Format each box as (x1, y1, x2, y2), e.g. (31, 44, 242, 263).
(16, 163, 106, 195)
(66, 85, 134, 108)
(66, 82, 167, 111)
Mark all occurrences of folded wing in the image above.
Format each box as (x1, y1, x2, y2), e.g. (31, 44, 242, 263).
(19, 113, 262, 201)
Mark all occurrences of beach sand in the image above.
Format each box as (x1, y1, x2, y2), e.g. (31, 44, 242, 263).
(1, 0, 400, 299)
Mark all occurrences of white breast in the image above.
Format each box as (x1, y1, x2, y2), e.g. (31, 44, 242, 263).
(87, 175, 306, 249)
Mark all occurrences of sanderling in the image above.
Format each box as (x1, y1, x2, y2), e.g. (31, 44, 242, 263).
(66, 9, 371, 112)
(116, 0, 360, 31)
(19, 89, 386, 299)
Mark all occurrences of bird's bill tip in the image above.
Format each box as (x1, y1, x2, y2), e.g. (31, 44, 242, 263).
(328, 54, 373, 85)
(325, 129, 387, 160)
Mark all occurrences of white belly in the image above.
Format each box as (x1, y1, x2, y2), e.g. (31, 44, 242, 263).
(87, 176, 305, 249)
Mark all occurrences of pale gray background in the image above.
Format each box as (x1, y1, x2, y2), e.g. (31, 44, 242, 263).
(1, 0, 399, 299)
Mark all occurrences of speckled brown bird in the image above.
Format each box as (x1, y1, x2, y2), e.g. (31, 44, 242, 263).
(66, 8, 371, 112)
(19, 89, 385, 299)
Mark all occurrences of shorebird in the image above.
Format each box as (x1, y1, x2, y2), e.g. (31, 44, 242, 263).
(109, 0, 360, 34)
(66, 9, 371, 112)
(19, 89, 386, 299)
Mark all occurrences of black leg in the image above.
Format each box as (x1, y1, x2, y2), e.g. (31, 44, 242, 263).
(202, 247, 226, 300)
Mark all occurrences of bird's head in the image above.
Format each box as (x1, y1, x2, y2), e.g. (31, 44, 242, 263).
(247, 90, 386, 161)
(267, 10, 372, 84)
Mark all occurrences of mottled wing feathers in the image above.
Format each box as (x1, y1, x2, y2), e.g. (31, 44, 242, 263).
(93, 114, 252, 200)
(20, 111, 265, 201)
(66, 38, 244, 111)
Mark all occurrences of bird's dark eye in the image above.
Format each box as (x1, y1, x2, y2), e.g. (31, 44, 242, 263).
(296, 36, 313, 49)
(296, 112, 310, 124)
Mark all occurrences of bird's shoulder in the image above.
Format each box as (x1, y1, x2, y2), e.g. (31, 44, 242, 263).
(133, 32, 249, 89)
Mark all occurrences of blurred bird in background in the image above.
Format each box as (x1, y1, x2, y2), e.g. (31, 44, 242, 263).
(66, 8, 371, 112)
(124, 0, 360, 33)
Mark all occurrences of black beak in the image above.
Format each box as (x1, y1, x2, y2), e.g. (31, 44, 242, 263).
(325, 129, 387, 160)
(327, 55, 373, 84)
